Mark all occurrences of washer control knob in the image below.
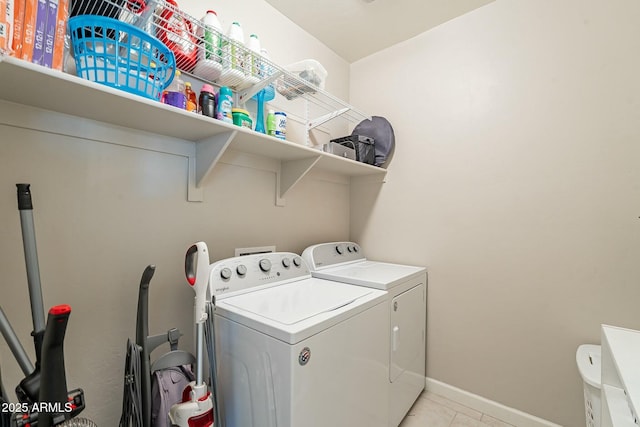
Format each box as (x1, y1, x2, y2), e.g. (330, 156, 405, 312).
(293, 257, 302, 267)
(352, 245, 359, 253)
(347, 245, 354, 253)
(282, 258, 291, 268)
(335, 245, 345, 255)
(236, 265, 247, 276)
(220, 267, 232, 280)
(259, 259, 272, 272)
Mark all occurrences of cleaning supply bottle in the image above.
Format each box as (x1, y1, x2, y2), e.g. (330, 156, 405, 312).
(199, 10, 222, 62)
(215, 86, 233, 123)
(266, 109, 276, 136)
(185, 82, 197, 113)
(223, 21, 245, 72)
(199, 84, 216, 117)
(246, 34, 261, 83)
(162, 70, 186, 109)
(158, 0, 198, 72)
(193, 9, 223, 81)
(219, 21, 246, 87)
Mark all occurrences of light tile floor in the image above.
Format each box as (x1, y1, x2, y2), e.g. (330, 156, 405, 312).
(400, 391, 516, 427)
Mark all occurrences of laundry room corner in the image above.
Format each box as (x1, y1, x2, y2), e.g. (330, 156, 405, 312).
(349, 1, 640, 426)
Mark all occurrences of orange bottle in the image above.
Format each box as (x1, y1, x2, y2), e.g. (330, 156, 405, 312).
(185, 82, 197, 113)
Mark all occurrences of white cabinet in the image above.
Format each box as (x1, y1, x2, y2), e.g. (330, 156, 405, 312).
(0, 55, 386, 203)
(601, 325, 640, 427)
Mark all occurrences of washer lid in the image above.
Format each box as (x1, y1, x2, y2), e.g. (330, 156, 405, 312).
(313, 261, 425, 290)
(216, 277, 387, 344)
(222, 277, 373, 324)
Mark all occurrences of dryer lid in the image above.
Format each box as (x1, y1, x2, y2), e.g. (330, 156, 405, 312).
(221, 277, 375, 325)
(313, 261, 425, 290)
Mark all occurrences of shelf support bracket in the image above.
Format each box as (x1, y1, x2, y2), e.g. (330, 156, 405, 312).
(188, 130, 237, 202)
(237, 72, 283, 105)
(276, 156, 321, 206)
(307, 107, 350, 131)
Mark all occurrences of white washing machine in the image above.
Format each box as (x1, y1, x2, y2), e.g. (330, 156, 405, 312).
(301, 242, 427, 427)
(208, 252, 390, 427)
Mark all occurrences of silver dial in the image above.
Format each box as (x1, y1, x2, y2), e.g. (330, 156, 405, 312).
(282, 258, 291, 268)
(259, 259, 272, 272)
(336, 245, 344, 255)
(293, 257, 302, 267)
(220, 267, 232, 280)
(236, 265, 247, 276)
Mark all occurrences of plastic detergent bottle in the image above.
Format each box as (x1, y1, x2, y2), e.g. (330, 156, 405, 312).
(193, 10, 223, 81)
(266, 109, 276, 136)
(216, 86, 233, 123)
(162, 70, 186, 109)
(199, 84, 216, 117)
(224, 22, 245, 71)
(158, 0, 198, 72)
(246, 34, 261, 78)
(185, 82, 197, 113)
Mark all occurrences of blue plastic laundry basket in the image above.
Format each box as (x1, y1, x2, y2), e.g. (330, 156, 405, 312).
(68, 15, 175, 100)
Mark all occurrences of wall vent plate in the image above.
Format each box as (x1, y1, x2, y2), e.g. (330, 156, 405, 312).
(234, 246, 276, 256)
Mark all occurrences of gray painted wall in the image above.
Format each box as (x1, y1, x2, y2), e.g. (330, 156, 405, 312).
(350, 1, 640, 426)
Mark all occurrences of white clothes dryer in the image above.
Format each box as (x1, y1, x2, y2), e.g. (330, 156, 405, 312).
(301, 242, 427, 427)
(207, 252, 389, 427)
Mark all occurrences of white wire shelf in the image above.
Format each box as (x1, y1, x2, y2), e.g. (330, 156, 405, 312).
(0, 54, 385, 203)
(70, 0, 371, 135)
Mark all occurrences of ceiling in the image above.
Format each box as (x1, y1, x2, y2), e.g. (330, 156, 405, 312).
(263, 0, 495, 62)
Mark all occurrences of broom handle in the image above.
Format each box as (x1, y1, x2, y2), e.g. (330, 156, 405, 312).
(0, 306, 34, 376)
(16, 184, 46, 364)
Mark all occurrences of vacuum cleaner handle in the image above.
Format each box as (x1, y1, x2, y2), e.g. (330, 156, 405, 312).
(185, 242, 210, 325)
(38, 305, 72, 427)
(16, 184, 46, 364)
(135, 265, 155, 427)
(185, 243, 210, 391)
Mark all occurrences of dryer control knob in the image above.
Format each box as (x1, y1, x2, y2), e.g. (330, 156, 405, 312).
(282, 258, 291, 268)
(347, 245, 354, 253)
(335, 245, 345, 255)
(259, 259, 272, 272)
(220, 267, 232, 280)
(293, 257, 302, 267)
(352, 245, 359, 253)
(236, 265, 247, 276)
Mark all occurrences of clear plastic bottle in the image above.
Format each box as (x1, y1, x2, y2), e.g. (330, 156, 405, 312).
(185, 82, 197, 113)
(162, 70, 186, 109)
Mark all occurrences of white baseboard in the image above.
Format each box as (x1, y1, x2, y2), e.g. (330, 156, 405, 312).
(426, 377, 562, 427)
